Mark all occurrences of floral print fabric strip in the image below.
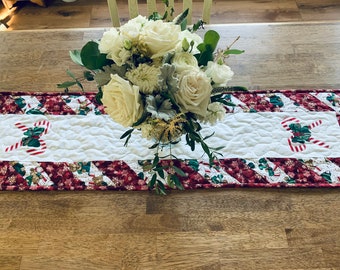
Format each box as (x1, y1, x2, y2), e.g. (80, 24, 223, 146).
(0, 89, 339, 191)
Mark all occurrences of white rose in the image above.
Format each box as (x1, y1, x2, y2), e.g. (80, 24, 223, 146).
(172, 52, 199, 73)
(98, 29, 131, 66)
(140, 20, 181, 58)
(102, 74, 143, 127)
(205, 61, 234, 86)
(175, 69, 212, 117)
(120, 15, 147, 43)
(178, 30, 203, 54)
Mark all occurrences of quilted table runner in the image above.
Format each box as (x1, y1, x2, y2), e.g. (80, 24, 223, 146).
(0, 89, 339, 191)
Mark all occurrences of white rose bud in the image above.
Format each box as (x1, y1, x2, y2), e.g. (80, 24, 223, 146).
(178, 30, 203, 54)
(205, 61, 234, 86)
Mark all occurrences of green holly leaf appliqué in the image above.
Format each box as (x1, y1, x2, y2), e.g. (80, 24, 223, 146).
(289, 123, 311, 144)
(12, 162, 26, 176)
(258, 158, 275, 176)
(22, 127, 45, 147)
(321, 172, 332, 183)
(269, 95, 284, 107)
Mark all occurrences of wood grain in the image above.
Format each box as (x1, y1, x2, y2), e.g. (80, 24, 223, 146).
(0, 189, 339, 269)
(1, 0, 340, 30)
(0, 2, 340, 269)
(1, 23, 339, 91)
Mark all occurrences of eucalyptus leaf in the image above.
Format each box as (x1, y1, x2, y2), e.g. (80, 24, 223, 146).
(149, 174, 157, 188)
(57, 81, 77, 88)
(203, 30, 220, 52)
(171, 174, 184, 190)
(152, 155, 160, 167)
(156, 180, 166, 192)
(157, 168, 165, 179)
(224, 49, 245, 55)
(80, 41, 109, 70)
(173, 166, 186, 177)
(174, 8, 189, 26)
(149, 143, 159, 149)
(120, 128, 134, 139)
(66, 69, 77, 80)
(203, 132, 215, 141)
(69, 50, 84, 66)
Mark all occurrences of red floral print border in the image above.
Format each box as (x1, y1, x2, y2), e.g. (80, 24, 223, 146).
(0, 89, 339, 191)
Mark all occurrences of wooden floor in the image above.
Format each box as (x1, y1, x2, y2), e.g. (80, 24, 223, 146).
(0, 1, 340, 270)
(0, 0, 340, 30)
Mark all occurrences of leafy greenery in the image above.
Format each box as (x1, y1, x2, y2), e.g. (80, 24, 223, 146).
(195, 30, 220, 66)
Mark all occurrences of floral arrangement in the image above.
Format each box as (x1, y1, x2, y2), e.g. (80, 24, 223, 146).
(59, 5, 245, 194)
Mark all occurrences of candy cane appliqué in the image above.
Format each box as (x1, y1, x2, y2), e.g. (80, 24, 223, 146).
(5, 120, 50, 156)
(281, 117, 330, 152)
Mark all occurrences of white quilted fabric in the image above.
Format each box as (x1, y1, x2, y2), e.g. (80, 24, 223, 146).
(0, 111, 339, 162)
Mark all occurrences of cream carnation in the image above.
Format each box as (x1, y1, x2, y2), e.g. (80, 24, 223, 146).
(140, 20, 181, 59)
(205, 61, 234, 86)
(102, 74, 143, 127)
(175, 69, 212, 117)
(126, 64, 160, 94)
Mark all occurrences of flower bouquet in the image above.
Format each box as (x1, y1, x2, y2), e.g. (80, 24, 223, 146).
(58, 5, 245, 194)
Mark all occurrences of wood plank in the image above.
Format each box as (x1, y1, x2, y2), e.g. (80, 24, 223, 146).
(0, 189, 338, 269)
(0, 256, 21, 270)
(1, 0, 340, 30)
(0, 3, 339, 270)
(297, 0, 340, 21)
(1, 23, 340, 91)
(219, 248, 327, 269)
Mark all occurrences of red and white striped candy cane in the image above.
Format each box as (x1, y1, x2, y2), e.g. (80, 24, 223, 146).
(282, 117, 330, 152)
(5, 140, 23, 153)
(287, 137, 307, 152)
(308, 137, 330, 149)
(15, 122, 29, 132)
(5, 122, 28, 152)
(306, 119, 330, 148)
(26, 139, 47, 156)
(34, 120, 50, 135)
(281, 117, 300, 131)
(308, 119, 322, 129)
